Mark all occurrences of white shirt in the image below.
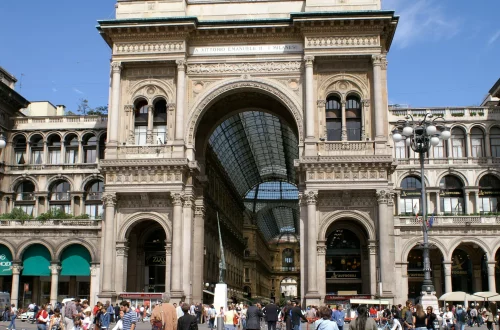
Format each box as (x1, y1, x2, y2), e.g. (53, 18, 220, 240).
(112, 320, 123, 330)
(444, 311, 454, 322)
(176, 306, 184, 319)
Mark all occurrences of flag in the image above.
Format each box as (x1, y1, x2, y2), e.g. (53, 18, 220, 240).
(428, 214, 434, 229)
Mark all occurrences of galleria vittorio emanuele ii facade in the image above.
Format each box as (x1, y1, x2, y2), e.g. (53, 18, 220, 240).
(0, 0, 499, 309)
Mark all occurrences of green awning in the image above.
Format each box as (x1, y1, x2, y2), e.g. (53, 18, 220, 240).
(0, 245, 13, 276)
(60, 245, 91, 276)
(22, 244, 51, 276)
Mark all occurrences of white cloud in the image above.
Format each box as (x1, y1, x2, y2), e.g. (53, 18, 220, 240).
(383, 0, 460, 48)
(488, 30, 500, 45)
(73, 88, 84, 94)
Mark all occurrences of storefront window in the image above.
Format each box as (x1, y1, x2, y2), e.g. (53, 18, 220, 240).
(478, 175, 500, 213)
(439, 175, 464, 215)
(399, 176, 422, 215)
(326, 229, 361, 279)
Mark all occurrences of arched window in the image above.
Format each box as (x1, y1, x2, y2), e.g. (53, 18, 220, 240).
(432, 137, 447, 159)
(64, 134, 79, 164)
(13, 135, 27, 165)
(439, 175, 464, 215)
(478, 175, 500, 213)
(30, 135, 44, 164)
(326, 229, 361, 279)
(346, 95, 362, 141)
(83, 134, 97, 163)
(470, 127, 485, 158)
(134, 99, 148, 145)
(15, 181, 36, 216)
(395, 140, 408, 159)
(451, 127, 466, 158)
(49, 180, 71, 214)
(282, 248, 294, 270)
(153, 98, 167, 144)
(325, 95, 341, 141)
(85, 180, 104, 219)
(400, 176, 422, 215)
(47, 135, 62, 164)
(490, 127, 500, 157)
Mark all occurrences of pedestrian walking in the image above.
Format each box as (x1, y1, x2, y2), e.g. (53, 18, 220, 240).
(48, 308, 64, 330)
(246, 303, 263, 330)
(425, 306, 436, 330)
(121, 301, 137, 330)
(331, 305, 345, 330)
(36, 304, 50, 330)
(290, 302, 308, 330)
(101, 306, 111, 330)
(178, 304, 198, 330)
(208, 305, 216, 330)
(314, 306, 338, 330)
(349, 305, 376, 330)
(6, 304, 17, 330)
(263, 301, 280, 330)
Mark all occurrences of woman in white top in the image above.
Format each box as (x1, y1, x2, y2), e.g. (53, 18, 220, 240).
(443, 307, 454, 330)
(112, 311, 125, 330)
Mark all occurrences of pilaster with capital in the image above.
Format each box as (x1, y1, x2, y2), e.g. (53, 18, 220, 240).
(170, 192, 184, 298)
(101, 192, 117, 295)
(361, 99, 370, 140)
(317, 100, 327, 140)
(317, 241, 327, 299)
(443, 261, 452, 293)
(368, 241, 377, 295)
(192, 202, 205, 302)
(175, 59, 187, 142)
(341, 100, 347, 141)
(305, 190, 319, 297)
(372, 55, 386, 140)
(108, 62, 122, 147)
(376, 189, 394, 295)
(182, 194, 194, 300)
(304, 55, 315, 140)
(89, 263, 100, 306)
(165, 242, 172, 294)
(124, 105, 135, 144)
(115, 240, 129, 294)
(146, 105, 154, 144)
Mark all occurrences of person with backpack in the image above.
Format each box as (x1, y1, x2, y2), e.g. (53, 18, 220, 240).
(454, 305, 466, 330)
(36, 304, 51, 330)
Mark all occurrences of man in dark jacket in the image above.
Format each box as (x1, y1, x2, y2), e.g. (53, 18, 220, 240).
(263, 302, 280, 330)
(281, 301, 292, 330)
(291, 302, 308, 330)
(178, 303, 198, 330)
(246, 302, 264, 330)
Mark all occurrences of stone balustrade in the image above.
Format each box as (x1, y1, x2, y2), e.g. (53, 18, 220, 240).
(318, 141, 376, 156)
(389, 106, 500, 122)
(0, 219, 102, 228)
(13, 116, 108, 130)
(396, 215, 500, 226)
(395, 157, 500, 166)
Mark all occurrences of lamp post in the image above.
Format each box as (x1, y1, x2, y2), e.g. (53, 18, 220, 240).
(392, 113, 450, 294)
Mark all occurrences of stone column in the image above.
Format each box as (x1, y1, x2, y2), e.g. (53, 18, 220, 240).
(443, 261, 452, 293)
(485, 133, 492, 158)
(146, 105, 154, 144)
(465, 133, 471, 158)
(474, 191, 481, 213)
(436, 193, 441, 214)
(90, 264, 100, 307)
(182, 195, 193, 302)
(101, 192, 117, 295)
(192, 204, 205, 302)
(49, 264, 61, 306)
(401, 262, 409, 302)
(170, 193, 184, 299)
(487, 261, 496, 293)
(125, 105, 135, 144)
(115, 241, 129, 294)
(165, 243, 172, 294)
(43, 141, 48, 164)
(368, 241, 377, 296)
(78, 139, 83, 163)
(372, 55, 387, 140)
(317, 242, 327, 300)
(299, 194, 307, 304)
(317, 100, 326, 140)
(175, 59, 186, 141)
(341, 100, 347, 141)
(376, 189, 393, 295)
(10, 264, 22, 307)
(108, 62, 122, 146)
(305, 191, 320, 300)
(304, 55, 315, 139)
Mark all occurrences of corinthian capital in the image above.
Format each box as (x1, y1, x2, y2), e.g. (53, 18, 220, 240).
(176, 59, 187, 71)
(111, 61, 122, 73)
(171, 192, 184, 206)
(49, 264, 61, 275)
(102, 192, 117, 207)
(376, 189, 392, 204)
(304, 55, 314, 67)
(305, 191, 318, 205)
(11, 264, 23, 274)
(371, 54, 387, 69)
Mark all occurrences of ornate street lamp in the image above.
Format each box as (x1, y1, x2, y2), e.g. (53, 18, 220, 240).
(392, 113, 450, 294)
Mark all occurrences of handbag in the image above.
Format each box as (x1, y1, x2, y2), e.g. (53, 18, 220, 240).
(233, 313, 239, 326)
(152, 308, 164, 330)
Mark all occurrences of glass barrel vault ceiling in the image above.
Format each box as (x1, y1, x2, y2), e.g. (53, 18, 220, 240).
(209, 111, 299, 242)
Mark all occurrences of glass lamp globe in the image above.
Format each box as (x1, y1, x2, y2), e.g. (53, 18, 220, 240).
(426, 125, 437, 135)
(440, 129, 451, 140)
(430, 136, 440, 146)
(405, 137, 411, 146)
(392, 132, 403, 142)
(0, 139, 6, 149)
(402, 126, 413, 136)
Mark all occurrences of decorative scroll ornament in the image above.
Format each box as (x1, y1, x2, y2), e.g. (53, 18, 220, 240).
(171, 193, 184, 206)
(317, 245, 327, 255)
(102, 193, 117, 207)
(371, 55, 388, 69)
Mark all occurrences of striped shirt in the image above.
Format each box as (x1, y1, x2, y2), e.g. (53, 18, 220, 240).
(122, 309, 137, 330)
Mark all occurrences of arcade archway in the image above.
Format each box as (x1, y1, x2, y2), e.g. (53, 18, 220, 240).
(450, 244, 488, 293)
(406, 244, 445, 299)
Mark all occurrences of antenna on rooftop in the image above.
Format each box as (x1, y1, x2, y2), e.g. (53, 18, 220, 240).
(19, 73, 25, 90)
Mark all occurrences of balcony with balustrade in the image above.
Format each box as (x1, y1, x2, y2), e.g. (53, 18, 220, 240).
(396, 214, 500, 228)
(388, 106, 500, 122)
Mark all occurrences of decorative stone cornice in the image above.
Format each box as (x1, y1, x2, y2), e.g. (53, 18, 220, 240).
(305, 35, 379, 49)
(187, 61, 302, 74)
(102, 192, 117, 207)
(115, 41, 185, 55)
(111, 61, 122, 73)
(304, 55, 314, 66)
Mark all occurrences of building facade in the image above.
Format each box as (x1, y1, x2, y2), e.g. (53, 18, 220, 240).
(0, 0, 499, 308)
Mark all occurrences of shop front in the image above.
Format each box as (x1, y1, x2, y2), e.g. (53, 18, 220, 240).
(59, 245, 91, 301)
(21, 244, 51, 305)
(0, 245, 13, 298)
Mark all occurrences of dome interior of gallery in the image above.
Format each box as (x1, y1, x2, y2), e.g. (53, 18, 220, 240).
(208, 110, 300, 242)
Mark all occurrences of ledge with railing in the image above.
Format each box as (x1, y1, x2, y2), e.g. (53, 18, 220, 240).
(13, 115, 108, 128)
(273, 266, 300, 272)
(395, 157, 500, 166)
(0, 219, 102, 228)
(7, 163, 99, 171)
(396, 215, 500, 226)
(389, 106, 500, 121)
(317, 141, 377, 156)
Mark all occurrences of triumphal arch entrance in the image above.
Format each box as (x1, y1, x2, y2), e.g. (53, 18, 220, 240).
(96, 0, 398, 305)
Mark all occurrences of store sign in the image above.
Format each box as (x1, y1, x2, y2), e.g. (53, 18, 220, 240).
(401, 191, 421, 197)
(0, 254, 12, 275)
(327, 271, 361, 279)
(146, 254, 166, 266)
(478, 190, 500, 196)
(324, 295, 370, 302)
(439, 190, 463, 196)
(119, 293, 163, 299)
(189, 43, 303, 56)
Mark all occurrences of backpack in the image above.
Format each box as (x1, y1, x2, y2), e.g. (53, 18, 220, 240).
(456, 310, 466, 323)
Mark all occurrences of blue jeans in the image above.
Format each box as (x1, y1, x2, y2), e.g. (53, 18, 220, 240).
(242, 319, 247, 329)
(293, 324, 300, 330)
(8, 315, 17, 330)
(37, 324, 47, 330)
(456, 322, 465, 330)
(225, 325, 236, 330)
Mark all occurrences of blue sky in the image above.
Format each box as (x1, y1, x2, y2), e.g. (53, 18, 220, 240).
(0, 0, 499, 110)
